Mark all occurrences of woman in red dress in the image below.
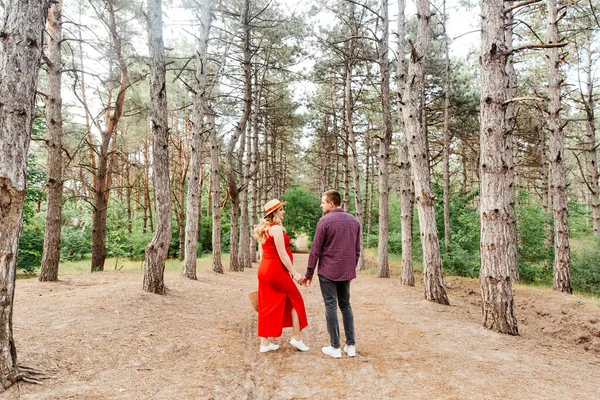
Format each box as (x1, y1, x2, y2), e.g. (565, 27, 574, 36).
(253, 199, 309, 353)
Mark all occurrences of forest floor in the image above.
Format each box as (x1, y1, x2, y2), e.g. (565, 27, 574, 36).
(3, 250, 600, 399)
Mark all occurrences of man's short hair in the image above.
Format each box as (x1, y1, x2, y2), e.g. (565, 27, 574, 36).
(323, 190, 342, 206)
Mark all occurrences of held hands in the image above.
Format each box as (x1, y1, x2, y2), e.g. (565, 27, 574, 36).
(297, 276, 312, 286)
(291, 272, 303, 282)
(291, 272, 311, 286)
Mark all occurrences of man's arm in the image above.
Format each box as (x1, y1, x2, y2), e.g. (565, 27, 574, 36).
(355, 220, 361, 262)
(306, 219, 326, 279)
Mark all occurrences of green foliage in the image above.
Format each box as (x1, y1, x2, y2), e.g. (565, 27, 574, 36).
(515, 193, 553, 283)
(18, 214, 45, 274)
(438, 189, 481, 278)
(18, 147, 47, 274)
(571, 240, 600, 296)
(568, 201, 594, 238)
(60, 200, 92, 261)
(387, 232, 403, 255)
(281, 188, 322, 241)
(60, 226, 91, 261)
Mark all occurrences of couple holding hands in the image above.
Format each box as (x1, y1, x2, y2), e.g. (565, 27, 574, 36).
(253, 190, 360, 358)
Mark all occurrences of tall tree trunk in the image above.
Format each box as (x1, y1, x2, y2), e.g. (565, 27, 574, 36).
(364, 129, 371, 251)
(184, 0, 212, 279)
(396, 0, 414, 286)
(505, 9, 519, 282)
(39, 0, 64, 282)
(143, 131, 154, 233)
(479, 0, 518, 334)
(0, 0, 51, 389)
(539, 120, 549, 214)
(125, 158, 132, 236)
(403, 0, 448, 304)
(91, 0, 129, 272)
(377, 0, 392, 278)
(442, 0, 451, 254)
(345, 4, 365, 271)
(250, 68, 261, 264)
(91, 134, 110, 272)
(226, 0, 252, 272)
(368, 139, 375, 241)
(342, 96, 350, 211)
(238, 124, 251, 270)
(546, 0, 571, 294)
(209, 112, 224, 273)
(143, 0, 172, 294)
(581, 41, 600, 236)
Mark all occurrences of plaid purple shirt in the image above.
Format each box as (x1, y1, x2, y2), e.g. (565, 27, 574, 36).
(306, 208, 360, 281)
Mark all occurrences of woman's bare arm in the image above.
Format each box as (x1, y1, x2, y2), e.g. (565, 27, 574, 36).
(270, 225, 301, 280)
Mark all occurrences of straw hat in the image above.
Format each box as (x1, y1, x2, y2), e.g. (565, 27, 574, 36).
(263, 199, 286, 216)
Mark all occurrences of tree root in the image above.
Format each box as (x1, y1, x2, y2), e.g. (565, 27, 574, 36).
(14, 365, 51, 385)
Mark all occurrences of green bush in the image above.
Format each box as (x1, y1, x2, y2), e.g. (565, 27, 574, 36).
(60, 226, 91, 261)
(518, 261, 552, 285)
(515, 192, 553, 282)
(18, 216, 45, 274)
(281, 187, 322, 241)
(568, 201, 594, 238)
(434, 188, 480, 277)
(442, 246, 480, 278)
(387, 232, 403, 254)
(571, 242, 600, 296)
(18, 150, 46, 274)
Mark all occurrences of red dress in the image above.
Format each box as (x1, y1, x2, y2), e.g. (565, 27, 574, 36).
(257, 226, 308, 337)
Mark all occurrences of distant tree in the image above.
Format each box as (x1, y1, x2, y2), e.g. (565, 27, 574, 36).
(209, 111, 224, 273)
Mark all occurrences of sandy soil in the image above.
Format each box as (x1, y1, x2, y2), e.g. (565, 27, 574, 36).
(2, 252, 600, 399)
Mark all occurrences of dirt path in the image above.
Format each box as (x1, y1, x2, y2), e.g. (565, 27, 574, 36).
(3, 253, 600, 399)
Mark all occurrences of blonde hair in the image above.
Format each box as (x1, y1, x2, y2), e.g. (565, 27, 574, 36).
(253, 211, 286, 244)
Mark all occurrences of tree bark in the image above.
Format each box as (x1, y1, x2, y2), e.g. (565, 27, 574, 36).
(0, 0, 51, 389)
(249, 68, 261, 264)
(546, 0, 571, 294)
(209, 112, 224, 273)
(238, 124, 251, 270)
(344, 2, 365, 271)
(396, 0, 414, 286)
(581, 40, 600, 236)
(184, 0, 212, 280)
(403, 0, 448, 304)
(143, 0, 172, 295)
(226, 0, 252, 272)
(91, 0, 129, 272)
(39, 0, 64, 282)
(505, 9, 519, 282)
(442, 0, 451, 255)
(479, 0, 518, 334)
(377, 0, 392, 278)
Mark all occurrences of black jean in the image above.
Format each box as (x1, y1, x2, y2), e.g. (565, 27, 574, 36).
(318, 275, 355, 348)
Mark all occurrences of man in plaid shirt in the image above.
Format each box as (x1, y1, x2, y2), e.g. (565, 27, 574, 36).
(301, 190, 360, 358)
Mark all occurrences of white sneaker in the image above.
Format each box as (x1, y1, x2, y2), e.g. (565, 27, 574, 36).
(343, 345, 356, 357)
(260, 343, 280, 353)
(290, 338, 309, 352)
(321, 346, 342, 358)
